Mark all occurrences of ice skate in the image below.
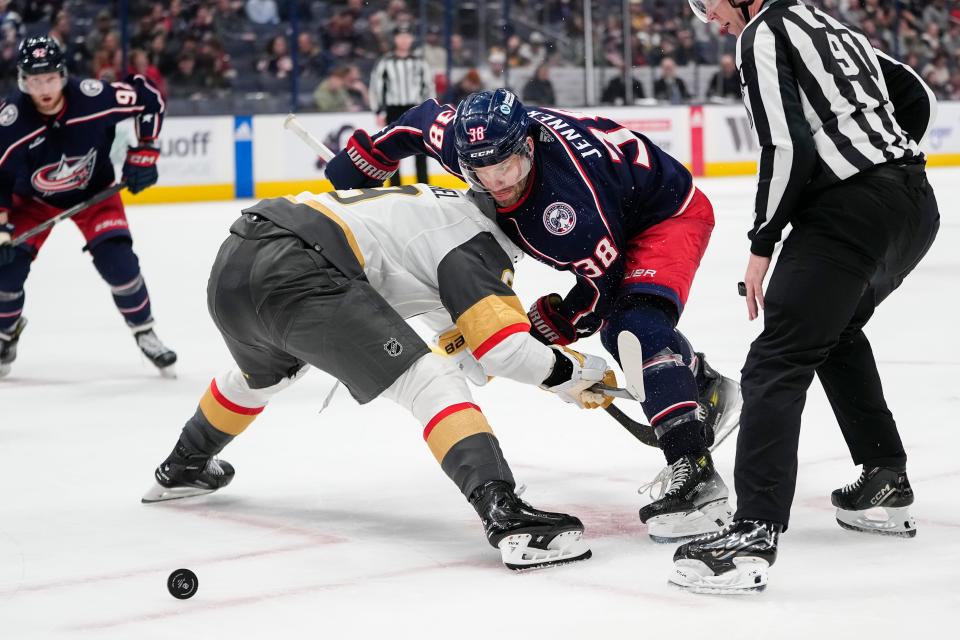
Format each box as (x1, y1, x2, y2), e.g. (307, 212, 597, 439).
(0, 317, 27, 378)
(133, 326, 177, 377)
(639, 452, 732, 542)
(670, 519, 780, 594)
(469, 480, 591, 571)
(831, 466, 917, 538)
(695, 353, 741, 450)
(142, 444, 235, 503)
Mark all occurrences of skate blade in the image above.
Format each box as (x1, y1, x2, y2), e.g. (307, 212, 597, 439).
(141, 481, 216, 503)
(158, 365, 177, 379)
(709, 378, 742, 451)
(669, 557, 768, 594)
(499, 530, 592, 571)
(0, 363, 10, 379)
(647, 499, 733, 543)
(835, 507, 917, 538)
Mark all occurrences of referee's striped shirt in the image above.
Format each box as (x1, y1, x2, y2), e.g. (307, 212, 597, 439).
(369, 53, 434, 113)
(736, 0, 921, 257)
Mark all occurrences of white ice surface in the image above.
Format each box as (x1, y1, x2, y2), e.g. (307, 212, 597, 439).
(1, 171, 958, 638)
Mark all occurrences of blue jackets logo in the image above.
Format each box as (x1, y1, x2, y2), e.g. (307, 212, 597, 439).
(30, 148, 98, 194)
(543, 202, 577, 235)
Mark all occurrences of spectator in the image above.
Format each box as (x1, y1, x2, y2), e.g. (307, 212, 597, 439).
(506, 34, 530, 67)
(257, 34, 293, 79)
(199, 37, 235, 90)
(246, 0, 279, 25)
(707, 54, 740, 100)
(168, 53, 207, 99)
(523, 63, 556, 105)
(480, 47, 510, 91)
(601, 65, 646, 105)
(129, 48, 167, 97)
(85, 9, 115, 57)
(449, 33, 474, 67)
(297, 32, 331, 80)
(0, 0, 23, 39)
(313, 64, 363, 112)
(214, 0, 253, 43)
(48, 9, 85, 74)
(653, 57, 690, 104)
(443, 68, 483, 104)
(418, 24, 446, 72)
(923, 53, 951, 96)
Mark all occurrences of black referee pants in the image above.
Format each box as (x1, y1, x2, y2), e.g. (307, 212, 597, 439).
(385, 105, 429, 186)
(734, 163, 940, 528)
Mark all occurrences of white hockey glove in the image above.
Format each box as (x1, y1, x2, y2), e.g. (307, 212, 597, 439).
(434, 328, 489, 387)
(541, 346, 616, 409)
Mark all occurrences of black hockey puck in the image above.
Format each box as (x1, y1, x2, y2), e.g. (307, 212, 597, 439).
(737, 281, 747, 297)
(167, 568, 198, 600)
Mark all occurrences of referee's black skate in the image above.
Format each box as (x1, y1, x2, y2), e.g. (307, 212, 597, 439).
(670, 519, 781, 594)
(831, 466, 916, 537)
(469, 480, 591, 570)
(0, 317, 27, 379)
(639, 452, 732, 542)
(695, 353, 741, 449)
(133, 326, 177, 376)
(142, 443, 235, 503)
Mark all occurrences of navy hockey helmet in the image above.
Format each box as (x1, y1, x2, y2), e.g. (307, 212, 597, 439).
(17, 36, 68, 93)
(453, 89, 533, 193)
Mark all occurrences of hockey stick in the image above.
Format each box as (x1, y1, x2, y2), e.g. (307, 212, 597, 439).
(283, 114, 335, 162)
(12, 182, 127, 246)
(604, 404, 659, 447)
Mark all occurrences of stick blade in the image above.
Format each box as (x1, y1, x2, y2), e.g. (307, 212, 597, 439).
(617, 331, 645, 402)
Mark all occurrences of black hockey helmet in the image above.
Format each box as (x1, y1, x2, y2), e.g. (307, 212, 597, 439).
(17, 36, 68, 93)
(688, 0, 754, 23)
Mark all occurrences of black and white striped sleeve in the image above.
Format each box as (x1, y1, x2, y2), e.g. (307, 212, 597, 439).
(876, 50, 938, 146)
(368, 58, 386, 114)
(738, 20, 817, 257)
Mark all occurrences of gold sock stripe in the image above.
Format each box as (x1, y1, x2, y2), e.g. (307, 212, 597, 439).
(198, 380, 263, 436)
(424, 403, 492, 463)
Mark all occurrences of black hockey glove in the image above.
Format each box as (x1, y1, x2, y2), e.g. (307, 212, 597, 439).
(122, 144, 160, 194)
(325, 129, 398, 189)
(0, 221, 16, 267)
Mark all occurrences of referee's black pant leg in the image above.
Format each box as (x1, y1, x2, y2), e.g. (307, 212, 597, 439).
(734, 247, 870, 528)
(815, 175, 940, 470)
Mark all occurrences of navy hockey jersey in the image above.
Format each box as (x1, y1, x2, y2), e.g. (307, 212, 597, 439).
(330, 99, 695, 323)
(0, 75, 164, 211)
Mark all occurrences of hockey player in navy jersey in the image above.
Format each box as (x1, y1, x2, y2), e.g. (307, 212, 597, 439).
(325, 89, 740, 541)
(0, 37, 175, 378)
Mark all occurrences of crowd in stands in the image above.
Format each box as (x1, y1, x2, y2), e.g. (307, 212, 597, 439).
(1, 0, 959, 111)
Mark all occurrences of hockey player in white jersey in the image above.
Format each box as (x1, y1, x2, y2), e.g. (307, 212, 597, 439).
(143, 184, 619, 571)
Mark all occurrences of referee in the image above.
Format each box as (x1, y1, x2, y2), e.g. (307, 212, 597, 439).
(670, 0, 940, 593)
(369, 24, 434, 186)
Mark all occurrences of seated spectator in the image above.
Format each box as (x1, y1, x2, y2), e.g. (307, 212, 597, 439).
(313, 64, 364, 112)
(246, 0, 279, 25)
(129, 49, 167, 97)
(653, 57, 690, 104)
(523, 63, 556, 105)
(48, 9, 86, 74)
(443, 68, 483, 104)
(707, 54, 740, 100)
(481, 47, 511, 91)
(601, 67, 646, 105)
(86, 9, 115, 57)
(506, 34, 531, 67)
(92, 48, 120, 83)
(419, 24, 446, 72)
(214, 0, 254, 43)
(168, 54, 208, 99)
(199, 37, 235, 90)
(257, 34, 293, 79)
(297, 32, 331, 80)
(0, 0, 23, 39)
(449, 33, 475, 67)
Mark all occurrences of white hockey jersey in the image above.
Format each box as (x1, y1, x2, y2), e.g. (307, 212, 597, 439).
(245, 184, 554, 385)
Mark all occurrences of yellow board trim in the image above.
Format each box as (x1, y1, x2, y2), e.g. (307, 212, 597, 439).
(255, 174, 467, 199)
(120, 183, 235, 204)
(198, 388, 259, 436)
(705, 154, 960, 177)
(296, 198, 365, 268)
(927, 153, 960, 167)
(455, 294, 528, 354)
(425, 408, 493, 463)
